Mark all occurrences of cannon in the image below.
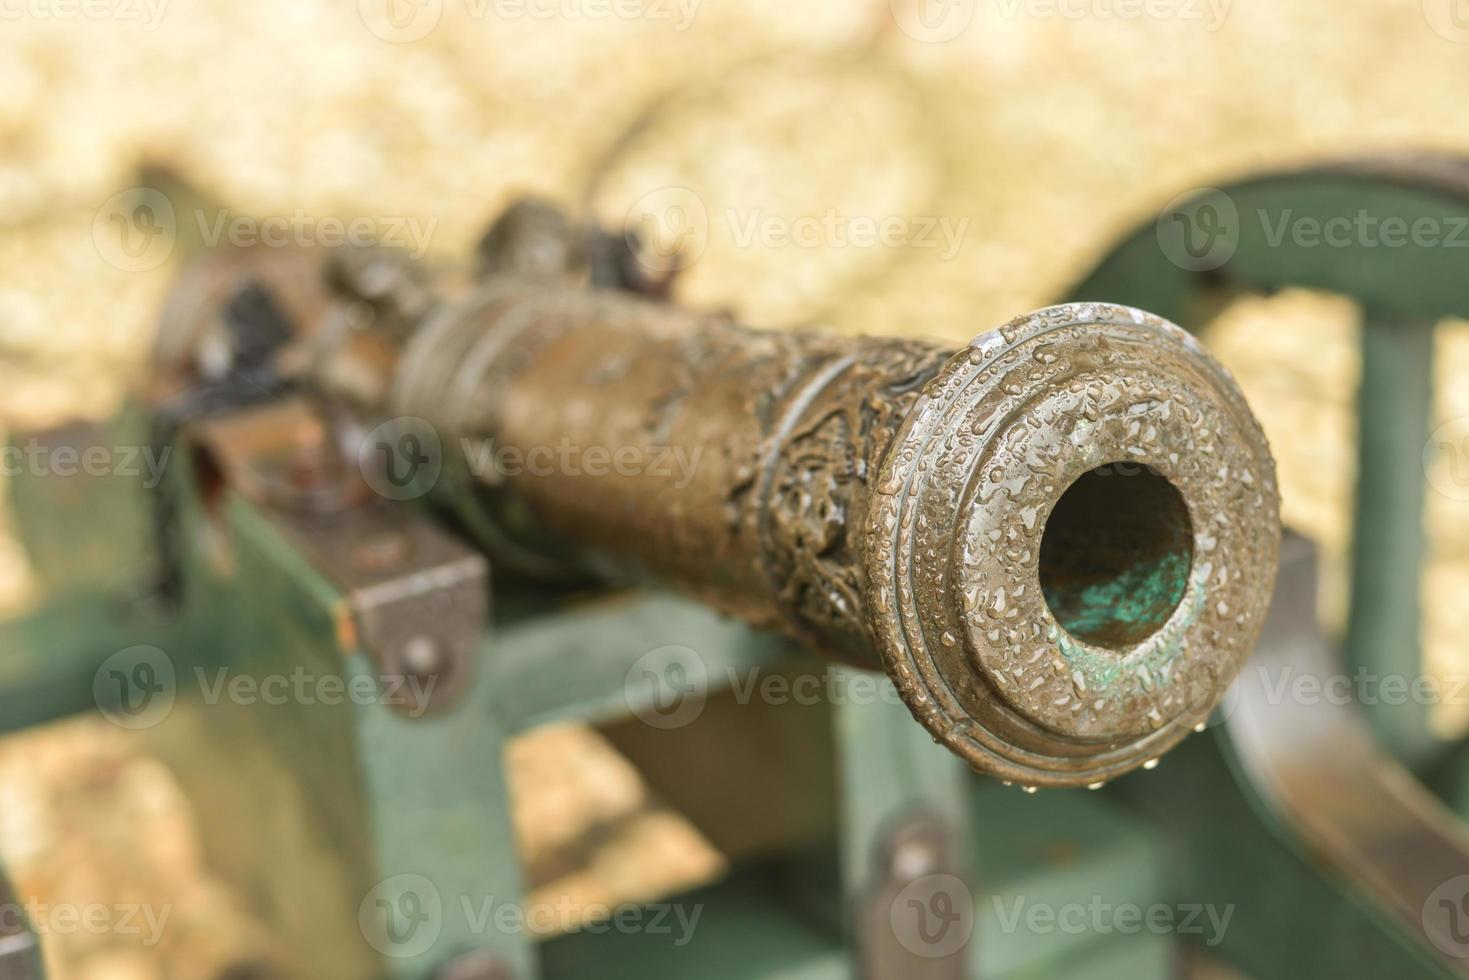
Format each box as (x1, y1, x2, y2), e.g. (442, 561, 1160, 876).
(142, 202, 1281, 789)
(0, 198, 1286, 979)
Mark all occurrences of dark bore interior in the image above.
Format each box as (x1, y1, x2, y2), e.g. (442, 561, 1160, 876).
(1038, 465, 1194, 649)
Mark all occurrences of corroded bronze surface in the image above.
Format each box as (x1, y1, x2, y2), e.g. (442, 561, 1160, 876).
(157, 243, 1281, 787)
(392, 284, 955, 665)
(384, 283, 1281, 786)
(865, 304, 1279, 784)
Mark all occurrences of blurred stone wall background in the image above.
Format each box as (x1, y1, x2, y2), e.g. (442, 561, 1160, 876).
(2, 0, 1468, 976)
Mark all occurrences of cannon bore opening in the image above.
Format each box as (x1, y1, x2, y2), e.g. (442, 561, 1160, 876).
(1038, 464, 1194, 649)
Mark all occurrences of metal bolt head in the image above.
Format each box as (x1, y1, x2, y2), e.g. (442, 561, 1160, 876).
(400, 634, 446, 679)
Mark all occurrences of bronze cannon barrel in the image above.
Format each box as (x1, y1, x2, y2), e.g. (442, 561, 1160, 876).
(381, 283, 1281, 787)
(158, 243, 1280, 788)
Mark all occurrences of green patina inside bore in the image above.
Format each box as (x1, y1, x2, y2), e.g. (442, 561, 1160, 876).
(1038, 465, 1194, 649)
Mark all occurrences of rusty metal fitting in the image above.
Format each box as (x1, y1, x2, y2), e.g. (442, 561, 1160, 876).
(385, 288, 1279, 787)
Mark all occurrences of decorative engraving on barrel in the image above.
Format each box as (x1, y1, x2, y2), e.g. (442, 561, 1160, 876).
(758, 340, 954, 663)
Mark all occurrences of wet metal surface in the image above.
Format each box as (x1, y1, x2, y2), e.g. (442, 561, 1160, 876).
(390, 281, 1280, 786)
(158, 217, 1281, 786)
